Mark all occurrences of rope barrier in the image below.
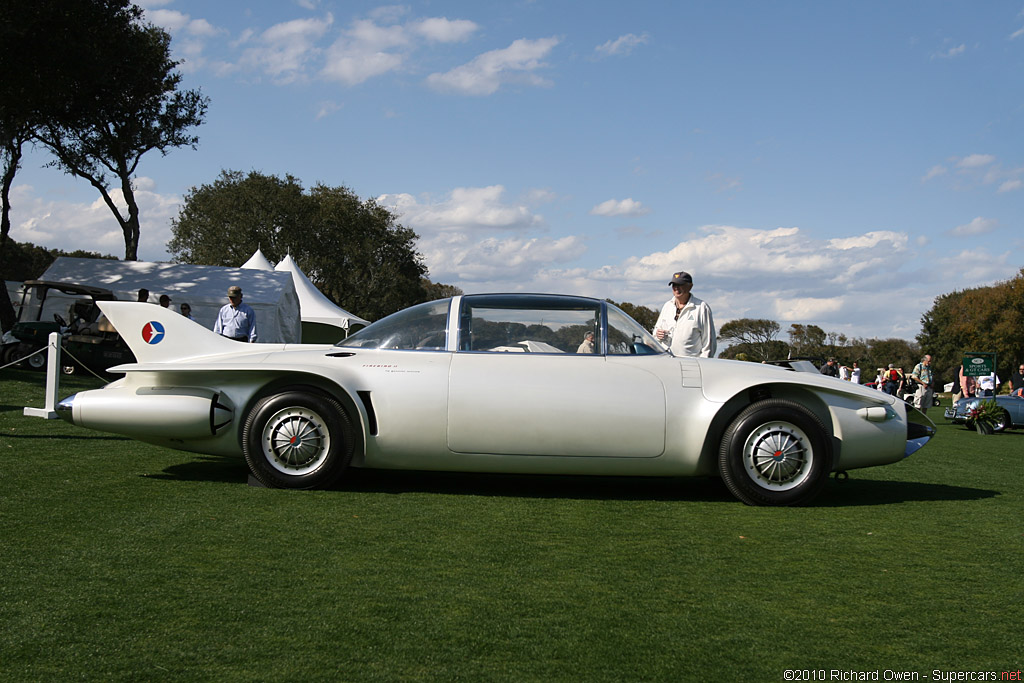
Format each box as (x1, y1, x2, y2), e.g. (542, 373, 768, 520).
(0, 344, 47, 371)
(0, 340, 110, 381)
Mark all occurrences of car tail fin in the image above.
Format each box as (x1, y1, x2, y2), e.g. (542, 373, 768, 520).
(97, 301, 243, 363)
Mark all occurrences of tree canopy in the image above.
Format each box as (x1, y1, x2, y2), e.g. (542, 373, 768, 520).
(917, 268, 1024, 383)
(34, 16, 208, 261)
(607, 300, 658, 332)
(167, 170, 433, 321)
(718, 318, 782, 362)
(0, 0, 207, 329)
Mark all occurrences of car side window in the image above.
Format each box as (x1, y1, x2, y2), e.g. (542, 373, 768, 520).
(460, 297, 601, 354)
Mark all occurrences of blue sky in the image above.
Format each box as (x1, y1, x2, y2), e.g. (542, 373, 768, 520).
(9, 1, 1024, 342)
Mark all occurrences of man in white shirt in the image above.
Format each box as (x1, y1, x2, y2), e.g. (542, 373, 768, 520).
(213, 285, 258, 342)
(978, 372, 1000, 397)
(652, 270, 717, 358)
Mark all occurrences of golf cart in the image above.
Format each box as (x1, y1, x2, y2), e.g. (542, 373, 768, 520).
(1, 280, 135, 374)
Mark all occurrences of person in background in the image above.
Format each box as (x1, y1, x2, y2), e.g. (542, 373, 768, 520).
(213, 285, 257, 342)
(159, 294, 172, 308)
(949, 363, 963, 406)
(820, 358, 839, 378)
(883, 364, 901, 395)
(652, 270, 717, 357)
(959, 364, 976, 401)
(179, 303, 194, 321)
(838, 363, 850, 381)
(909, 354, 934, 414)
(1009, 363, 1024, 393)
(576, 331, 596, 354)
(977, 372, 1000, 397)
(137, 288, 149, 303)
(850, 362, 861, 384)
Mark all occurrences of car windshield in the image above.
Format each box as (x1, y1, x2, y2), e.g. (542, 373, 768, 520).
(336, 299, 450, 350)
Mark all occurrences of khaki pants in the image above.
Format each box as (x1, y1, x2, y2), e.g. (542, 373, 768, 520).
(914, 385, 934, 414)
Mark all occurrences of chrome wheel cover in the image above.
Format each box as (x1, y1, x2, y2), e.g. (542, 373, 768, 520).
(742, 420, 814, 491)
(260, 406, 331, 475)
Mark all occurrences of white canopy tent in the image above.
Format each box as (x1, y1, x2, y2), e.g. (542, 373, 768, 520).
(38, 257, 301, 343)
(241, 248, 274, 271)
(274, 255, 369, 340)
(241, 249, 370, 343)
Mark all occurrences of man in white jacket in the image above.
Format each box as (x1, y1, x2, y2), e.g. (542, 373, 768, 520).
(652, 270, 717, 358)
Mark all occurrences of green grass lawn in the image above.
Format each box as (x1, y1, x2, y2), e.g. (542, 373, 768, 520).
(1, 367, 1022, 681)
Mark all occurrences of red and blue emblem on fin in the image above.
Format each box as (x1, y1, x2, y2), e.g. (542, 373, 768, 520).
(141, 321, 165, 344)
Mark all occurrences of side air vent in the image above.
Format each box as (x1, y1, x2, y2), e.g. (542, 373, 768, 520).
(358, 391, 378, 435)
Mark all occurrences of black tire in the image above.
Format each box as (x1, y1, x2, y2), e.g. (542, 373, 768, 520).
(994, 409, 1012, 433)
(718, 399, 833, 506)
(242, 389, 355, 489)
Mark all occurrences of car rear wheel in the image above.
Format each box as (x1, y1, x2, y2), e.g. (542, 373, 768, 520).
(994, 409, 1012, 432)
(242, 389, 355, 489)
(718, 399, 833, 506)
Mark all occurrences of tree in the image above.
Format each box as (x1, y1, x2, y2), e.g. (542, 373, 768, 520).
(719, 318, 784, 361)
(787, 323, 827, 359)
(863, 337, 921, 380)
(918, 269, 1024, 383)
(34, 16, 208, 261)
(422, 279, 463, 301)
(168, 170, 431, 321)
(168, 171, 310, 267)
(0, 0, 143, 329)
(0, 240, 117, 282)
(607, 300, 658, 331)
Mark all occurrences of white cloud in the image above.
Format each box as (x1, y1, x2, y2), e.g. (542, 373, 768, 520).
(379, 186, 544, 232)
(411, 18, 479, 43)
(239, 15, 334, 83)
(315, 100, 343, 119)
(420, 233, 585, 283)
(827, 231, 906, 250)
(998, 179, 1022, 193)
(772, 297, 845, 321)
(9, 180, 180, 262)
(1011, 26, 1024, 40)
(948, 217, 998, 236)
(589, 198, 649, 217)
(957, 154, 995, 169)
(594, 33, 649, 57)
(922, 165, 946, 182)
(148, 9, 190, 31)
(426, 37, 559, 95)
(321, 16, 477, 85)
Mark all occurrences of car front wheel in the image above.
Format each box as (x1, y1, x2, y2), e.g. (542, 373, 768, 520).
(718, 399, 833, 506)
(242, 389, 355, 489)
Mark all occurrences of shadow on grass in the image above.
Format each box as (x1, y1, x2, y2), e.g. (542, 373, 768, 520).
(814, 478, 1000, 507)
(149, 457, 1001, 505)
(2, 433, 133, 441)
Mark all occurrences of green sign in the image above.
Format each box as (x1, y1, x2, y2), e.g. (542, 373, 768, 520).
(962, 352, 996, 377)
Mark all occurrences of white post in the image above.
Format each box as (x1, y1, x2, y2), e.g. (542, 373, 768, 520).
(23, 332, 61, 419)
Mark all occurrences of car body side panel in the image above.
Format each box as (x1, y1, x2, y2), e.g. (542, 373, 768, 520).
(447, 353, 667, 457)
